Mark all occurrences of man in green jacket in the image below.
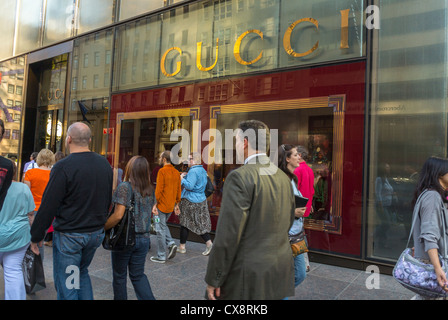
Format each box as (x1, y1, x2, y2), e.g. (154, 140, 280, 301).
(205, 120, 295, 300)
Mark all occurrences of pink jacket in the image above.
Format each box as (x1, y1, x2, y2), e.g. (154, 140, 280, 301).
(293, 162, 315, 217)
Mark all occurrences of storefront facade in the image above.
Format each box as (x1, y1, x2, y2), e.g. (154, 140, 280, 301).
(0, 0, 447, 271)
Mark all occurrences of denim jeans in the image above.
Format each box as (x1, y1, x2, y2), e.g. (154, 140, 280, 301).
(155, 209, 175, 260)
(53, 228, 104, 300)
(293, 253, 306, 287)
(111, 235, 155, 300)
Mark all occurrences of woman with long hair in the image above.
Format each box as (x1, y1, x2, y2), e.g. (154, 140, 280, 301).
(278, 144, 307, 288)
(411, 156, 448, 299)
(105, 155, 156, 300)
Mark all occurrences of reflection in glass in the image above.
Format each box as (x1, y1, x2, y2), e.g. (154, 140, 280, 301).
(69, 29, 113, 156)
(117, 116, 191, 186)
(0, 57, 26, 166)
(77, 0, 116, 35)
(43, 0, 75, 46)
(15, 0, 45, 55)
(212, 106, 333, 224)
(367, 0, 448, 261)
(0, 0, 16, 60)
(118, 0, 163, 21)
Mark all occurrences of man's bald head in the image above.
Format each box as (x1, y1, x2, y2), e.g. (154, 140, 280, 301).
(67, 122, 91, 147)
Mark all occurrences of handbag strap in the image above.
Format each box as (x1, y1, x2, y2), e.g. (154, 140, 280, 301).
(406, 189, 448, 259)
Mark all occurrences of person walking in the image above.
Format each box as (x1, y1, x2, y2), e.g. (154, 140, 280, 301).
(21, 151, 38, 182)
(150, 150, 181, 264)
(278, 144, 307, 288)
(178, 152, 213, 255)
(205, 120, 295, 300)
(105, 156, 156, 300)
(410, 156, 448, 300)
(30, 122, 113, 300)
(43, 151, 66, 247)
(0, 160, 35, 300)
(293, 146, 314, 272)
(24, 148, 55, 256)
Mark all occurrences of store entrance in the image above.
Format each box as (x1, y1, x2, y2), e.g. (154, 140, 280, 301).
(22, 54, 68, 162)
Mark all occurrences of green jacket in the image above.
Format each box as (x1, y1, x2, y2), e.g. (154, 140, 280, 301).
(205, 154, 295, 299)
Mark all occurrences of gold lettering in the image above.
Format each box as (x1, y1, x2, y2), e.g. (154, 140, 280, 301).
(340, 9, 350, 49)
(283, 18, 319, 57)
(197, 38, 219, 72)
(160, 47, 182, 77)
(234, 29, 263, 66)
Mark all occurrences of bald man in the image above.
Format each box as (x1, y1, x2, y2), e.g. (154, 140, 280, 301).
(30, 122, 113, 300)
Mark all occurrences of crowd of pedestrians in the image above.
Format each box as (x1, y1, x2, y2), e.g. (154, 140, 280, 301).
(2, 118, 448, 300)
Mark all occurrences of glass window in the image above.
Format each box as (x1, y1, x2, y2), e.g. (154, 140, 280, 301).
(0, 0, 16, 60)
(118, 0, 165, 21)
(0, 56, 27, 170)
(113, 15, 162, 91)
(15, 0, 45, 55)
(43, 0, 75, 47)
(77, 0, 116, 35)
(367, 1, 448, 262)
(113, 0, 365, 91)
(70, 29, 114, 156)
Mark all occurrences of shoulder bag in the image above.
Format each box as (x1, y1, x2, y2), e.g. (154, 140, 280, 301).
(103, 182, 136, 251)
(289, 230, 308, 257)
(393, 190, 448, 298)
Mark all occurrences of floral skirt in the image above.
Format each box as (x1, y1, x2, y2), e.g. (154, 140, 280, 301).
(179, 198, 211, 235)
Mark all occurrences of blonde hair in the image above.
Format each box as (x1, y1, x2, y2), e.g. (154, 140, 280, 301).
(36, 149, 55, 167)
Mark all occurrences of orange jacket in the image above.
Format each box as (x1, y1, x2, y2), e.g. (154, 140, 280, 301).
(155, 164, 181, 213)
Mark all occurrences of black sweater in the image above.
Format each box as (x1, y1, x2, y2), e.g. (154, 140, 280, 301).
(31, 152, 113, 243)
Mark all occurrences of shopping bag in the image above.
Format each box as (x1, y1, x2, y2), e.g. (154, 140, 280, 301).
(22, 245, 46, 294)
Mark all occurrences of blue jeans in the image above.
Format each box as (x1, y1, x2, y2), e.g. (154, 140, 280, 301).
(111, 235, 155, 300)
(155, 209, 175, 260)
(53, 229, 104, 300)
(294, 253, 306, 287)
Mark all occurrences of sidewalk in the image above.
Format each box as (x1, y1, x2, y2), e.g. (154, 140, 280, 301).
(0, 234, 415, 300)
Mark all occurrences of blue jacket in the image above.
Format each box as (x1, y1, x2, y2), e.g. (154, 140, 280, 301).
(181, 165, 207, 203)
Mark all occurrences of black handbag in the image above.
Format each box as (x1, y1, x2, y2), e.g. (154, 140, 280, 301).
(103, 182, 136, 251)
(205, 176, 214, 197)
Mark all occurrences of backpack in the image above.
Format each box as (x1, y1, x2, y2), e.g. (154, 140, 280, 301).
(205, 176, 214, 198)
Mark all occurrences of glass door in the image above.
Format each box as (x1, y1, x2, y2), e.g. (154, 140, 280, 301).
(34, 54, 67, 153)
(36, 107, 64, 152)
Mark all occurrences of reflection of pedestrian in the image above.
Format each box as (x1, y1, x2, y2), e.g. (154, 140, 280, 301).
(24, 149, 55, 258)
(30, 122, 113, 300)
(374, 163, 397, 250)
(105, 156, 156, 300)
(178, 152, 212, 255)
(278, 144, 307, 288)
(410, 157, 448, 300)
(150, 151, 181, 264)
(205, 120, 295, 300)
(293, 146, 314, 217)
(313, 164, 331, 221)
(0, 160, 35, 300)
(293, 146, 314, 272)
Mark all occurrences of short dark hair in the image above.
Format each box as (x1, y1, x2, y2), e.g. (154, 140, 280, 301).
(237, 120, 270, 153)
